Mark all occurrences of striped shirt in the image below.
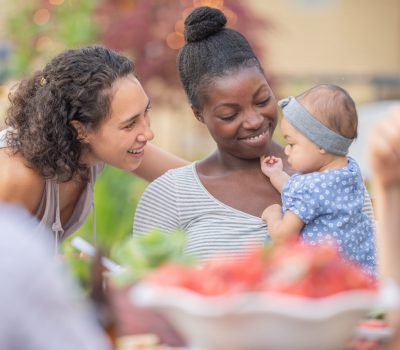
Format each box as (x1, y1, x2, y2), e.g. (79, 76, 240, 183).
(133, 162, 375, 262)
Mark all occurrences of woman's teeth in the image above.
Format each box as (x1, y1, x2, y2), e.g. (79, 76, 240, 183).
(245, 131, 266, 140)
(128, 148, 143, 154)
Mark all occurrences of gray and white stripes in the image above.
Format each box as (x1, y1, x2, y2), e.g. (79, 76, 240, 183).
(133, 163, 268, 261)
(133, 162, 375, 262)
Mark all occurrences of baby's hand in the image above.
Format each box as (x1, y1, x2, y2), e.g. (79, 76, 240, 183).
(261, 204, 282, 222)
(260, 155, 283, 178)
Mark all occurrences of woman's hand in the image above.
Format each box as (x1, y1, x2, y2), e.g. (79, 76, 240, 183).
(369, 107, 400, 345)
(369, 107, 400, 187)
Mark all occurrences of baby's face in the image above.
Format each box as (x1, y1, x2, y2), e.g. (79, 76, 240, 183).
(281, 118, 327, 173)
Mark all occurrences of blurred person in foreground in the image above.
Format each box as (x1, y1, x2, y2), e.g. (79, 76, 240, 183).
(369, 106, 400, 349)
(0, 203, 111, 350)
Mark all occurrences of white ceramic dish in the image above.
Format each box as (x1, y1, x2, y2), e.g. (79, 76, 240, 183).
(354, 325, 393, 341)
(130, 283, 377, 350)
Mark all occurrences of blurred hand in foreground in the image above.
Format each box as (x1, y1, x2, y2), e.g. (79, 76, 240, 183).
(369, 106, 400, 349)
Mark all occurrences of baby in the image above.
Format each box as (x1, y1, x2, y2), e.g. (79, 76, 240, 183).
(261, 84, 376, 275)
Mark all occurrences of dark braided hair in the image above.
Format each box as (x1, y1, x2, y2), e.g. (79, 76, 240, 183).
(177, 6, 264, 109)
(5, 45, 134, 182)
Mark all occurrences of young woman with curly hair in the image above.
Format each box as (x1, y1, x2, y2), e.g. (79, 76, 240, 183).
(0, 45, 185, 243)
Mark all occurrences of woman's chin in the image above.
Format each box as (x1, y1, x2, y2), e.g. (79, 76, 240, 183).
(116, 159, 143, 173)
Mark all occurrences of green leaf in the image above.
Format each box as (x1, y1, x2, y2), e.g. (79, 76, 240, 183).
(110, 229, 197, 286)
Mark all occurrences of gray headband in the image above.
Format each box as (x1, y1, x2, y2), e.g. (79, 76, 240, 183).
(278, 96, 353, 156)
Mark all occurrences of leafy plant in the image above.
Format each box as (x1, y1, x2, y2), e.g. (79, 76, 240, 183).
(111, 229, 197, 286)
(61, 242, 92, 293)
(64, 165, 148, 255)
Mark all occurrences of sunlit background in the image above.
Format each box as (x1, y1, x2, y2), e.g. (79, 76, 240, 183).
(0, 0, 399, 248)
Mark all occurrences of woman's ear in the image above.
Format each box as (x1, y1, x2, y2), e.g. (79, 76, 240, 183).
(319, 148, 327, 154)
(70, 120, 89, 143)
(191, 106, 204, 123)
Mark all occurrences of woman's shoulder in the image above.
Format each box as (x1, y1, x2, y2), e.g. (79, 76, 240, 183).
(0, 149, 44, 213)
(140, 162, 199, 200)
(152, 162, 196, 183)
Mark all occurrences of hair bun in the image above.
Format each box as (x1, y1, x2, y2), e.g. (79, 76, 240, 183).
(184, 6, 227, 43)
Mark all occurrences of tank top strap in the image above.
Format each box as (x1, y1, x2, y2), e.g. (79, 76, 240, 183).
(90, 166, 97, 245)
(1, 127, 70, 253)
(52, 183, 64, 253)
(0, 128, 11, 148)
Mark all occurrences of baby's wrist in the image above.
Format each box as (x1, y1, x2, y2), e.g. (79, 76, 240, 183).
(268, 169, 285, 177)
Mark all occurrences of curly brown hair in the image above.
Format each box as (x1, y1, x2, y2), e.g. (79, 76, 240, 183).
(5, 45, 135, 181)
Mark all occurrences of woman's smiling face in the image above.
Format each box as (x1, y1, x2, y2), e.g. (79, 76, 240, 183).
(194, 66, 278, 160)
(83, 74, 154, 172)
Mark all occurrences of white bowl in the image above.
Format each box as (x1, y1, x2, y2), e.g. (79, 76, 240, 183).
(130, 283, 377, 350)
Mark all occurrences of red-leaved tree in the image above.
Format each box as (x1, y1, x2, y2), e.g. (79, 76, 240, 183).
(96, 0, 273, 98)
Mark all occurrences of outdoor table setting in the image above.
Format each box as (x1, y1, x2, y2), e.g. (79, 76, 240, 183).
(75, 232, 396, 350)
(104, 283, 393, 350)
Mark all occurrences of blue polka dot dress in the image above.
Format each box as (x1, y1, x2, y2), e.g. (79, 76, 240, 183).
(281, 157, 376, 275)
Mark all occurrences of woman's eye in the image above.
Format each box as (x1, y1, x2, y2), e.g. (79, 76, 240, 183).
(220, 113, 237, 121)
(124, 121, 136, 130)
(257, 97, 270, 107)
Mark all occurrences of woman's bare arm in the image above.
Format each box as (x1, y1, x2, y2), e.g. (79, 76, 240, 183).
(132, 143, 188, 182)
(0, 150, 44, 215)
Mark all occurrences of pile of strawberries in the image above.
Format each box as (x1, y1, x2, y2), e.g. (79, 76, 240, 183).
(145, 241, 376, 298)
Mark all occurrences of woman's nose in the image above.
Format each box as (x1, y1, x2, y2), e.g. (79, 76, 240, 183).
(137, 117, 154, 142)
(242, 110, 264, 129)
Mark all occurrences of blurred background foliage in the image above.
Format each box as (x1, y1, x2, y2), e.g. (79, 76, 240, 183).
(4, 0, 99, 77)
(61, 165, 148, 256)
(97, 0, 272, 102)
(2, 0, 272, 95)
(0, 0, 273, 253)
